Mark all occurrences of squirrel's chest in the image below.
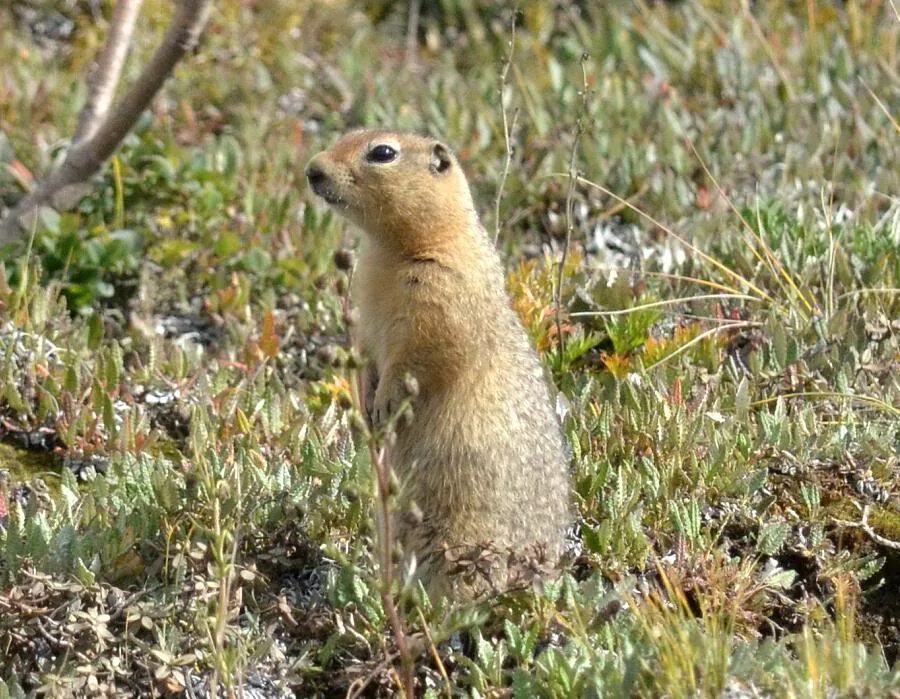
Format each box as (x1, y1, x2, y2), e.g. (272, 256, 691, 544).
(351, 254, 416, 358)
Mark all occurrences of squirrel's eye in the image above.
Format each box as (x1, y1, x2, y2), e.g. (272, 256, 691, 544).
(366, 144, 398, 164)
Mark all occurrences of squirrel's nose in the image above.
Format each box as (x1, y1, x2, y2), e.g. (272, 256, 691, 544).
(305, 161, 326, 188)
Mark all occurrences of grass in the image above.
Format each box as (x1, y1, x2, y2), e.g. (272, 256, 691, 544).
(1, 0, 898, 696)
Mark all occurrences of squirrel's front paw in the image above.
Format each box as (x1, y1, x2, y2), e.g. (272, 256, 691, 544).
(373, 373, 419, 428)
(373, 384, 403, 427)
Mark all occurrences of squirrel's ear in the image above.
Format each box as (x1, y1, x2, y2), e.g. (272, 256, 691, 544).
(430, 143, 452, 174)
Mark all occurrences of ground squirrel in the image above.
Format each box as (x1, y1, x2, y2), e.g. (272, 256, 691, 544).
(305, 129, 571, 598)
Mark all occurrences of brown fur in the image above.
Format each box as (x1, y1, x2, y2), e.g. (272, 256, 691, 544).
(306, 129, 571, 598)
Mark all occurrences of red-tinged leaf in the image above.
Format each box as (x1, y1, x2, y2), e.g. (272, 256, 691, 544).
(291, 120, 305, 149)
(696, 186, 711, 210)
(8, 159, 33, 189)
(0, 470, 9, 520)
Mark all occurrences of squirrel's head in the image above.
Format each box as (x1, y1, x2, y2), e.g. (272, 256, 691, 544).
(305, 129, 477, 254)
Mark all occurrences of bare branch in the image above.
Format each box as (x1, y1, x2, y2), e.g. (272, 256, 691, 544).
(87, 0, 212, 165)
(831, 505, 900, 551)
(0, 0, 214, 244)
(73, 0, 146, 145)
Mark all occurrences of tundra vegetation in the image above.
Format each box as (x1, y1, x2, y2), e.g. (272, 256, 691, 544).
(0, 1, 898, 697)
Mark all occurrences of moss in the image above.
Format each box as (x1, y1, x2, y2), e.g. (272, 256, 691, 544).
(868, 506, 900, 544)
(0, 441, 60, 484)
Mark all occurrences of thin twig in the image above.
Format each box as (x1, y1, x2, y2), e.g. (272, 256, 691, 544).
(494, 109, 519, 245)
(370, 442, 416, 698)
(663, 312, 764, 326)
(551, 173, 774, 304)
(346, 650, 401, 699)
(831, 505, 900, 551)
(405, 0, 421, 68)
(834, 288, 900, 302)
(597, 181, 649, 220)
(589, 264, 746, 296)
(681, 128, 815, 316)
(741, 2, 796, 100)
(571, 293, 760, 317)
(342, 266, 414, 696)
(751, 391, 899, 417)
(641, 320, 758, 373)
(34, 617, 71, 649)
(494, 9, 519, 245)
(861, 78, 900, 134)
(553, 54, 591, 363)
(823, 130, 841, 320)
(108, 584, 164, 622)
(416, 606, 451, 699)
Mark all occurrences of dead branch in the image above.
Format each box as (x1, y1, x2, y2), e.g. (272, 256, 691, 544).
(831, 504, 900, 551)
(73, 0, 145, 145)
(0, 0, 213, 244)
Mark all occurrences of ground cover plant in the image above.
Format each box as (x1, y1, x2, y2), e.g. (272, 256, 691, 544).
(0, 0, 898, 696)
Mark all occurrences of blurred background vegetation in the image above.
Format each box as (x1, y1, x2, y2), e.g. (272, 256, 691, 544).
(0, 1, 898, 696)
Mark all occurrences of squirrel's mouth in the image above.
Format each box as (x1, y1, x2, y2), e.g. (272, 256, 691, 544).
(305, 164, 346, 206)
(308, 180, 343, 206)
(318, 189, 345, 207)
